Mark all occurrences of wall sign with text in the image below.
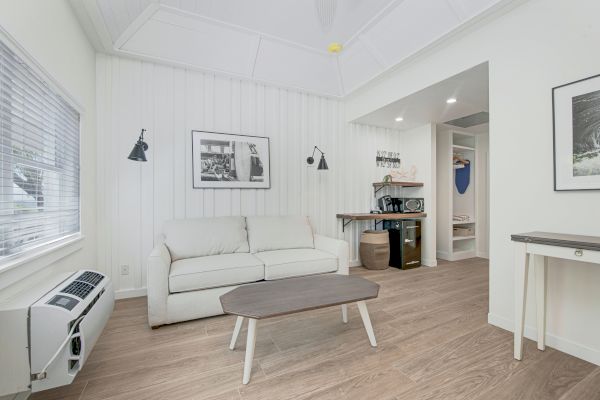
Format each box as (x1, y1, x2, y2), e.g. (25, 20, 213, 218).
(376, 150, 401, 168)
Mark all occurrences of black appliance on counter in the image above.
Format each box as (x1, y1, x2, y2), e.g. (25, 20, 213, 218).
(383, 219, 422, 269)
(378, 195, 393, 212)
(400, 198, 424, 213)
(377, 196, 424, 213)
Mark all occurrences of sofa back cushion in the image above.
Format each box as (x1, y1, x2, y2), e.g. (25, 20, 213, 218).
(246, 216, 314, 253)
(163, 217, 249, 261)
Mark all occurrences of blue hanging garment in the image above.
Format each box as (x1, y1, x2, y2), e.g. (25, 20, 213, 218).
(455, 160, 471, 194)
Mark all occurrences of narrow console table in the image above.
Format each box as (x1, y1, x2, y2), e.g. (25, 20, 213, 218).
(336, 212, 427, 232)
(511, 231, 600, 360)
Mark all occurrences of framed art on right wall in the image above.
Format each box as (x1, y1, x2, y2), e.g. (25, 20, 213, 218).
(553, 74, 600, 191)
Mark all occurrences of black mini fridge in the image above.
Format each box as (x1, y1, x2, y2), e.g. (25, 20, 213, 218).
(383, 220, 421, 269)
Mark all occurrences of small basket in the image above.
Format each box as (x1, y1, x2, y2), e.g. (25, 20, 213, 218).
(453, 226, 475, 237)
(359, 230, 390, 270)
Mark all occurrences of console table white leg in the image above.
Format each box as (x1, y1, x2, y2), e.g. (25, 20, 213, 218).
(242, 318, 257, 385)
(341, 304, 348, 323)
(534, 254, 548, 351)
(357, 301, 377, 347)
(229, 316, 244, 350)
(514, 242, 529, 360)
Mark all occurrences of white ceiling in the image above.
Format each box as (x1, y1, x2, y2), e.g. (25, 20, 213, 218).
(355, 62, 489, 130)
(76, 0, 505, 97)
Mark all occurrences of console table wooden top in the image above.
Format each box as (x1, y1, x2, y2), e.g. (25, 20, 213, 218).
(511, 231, 600, 251)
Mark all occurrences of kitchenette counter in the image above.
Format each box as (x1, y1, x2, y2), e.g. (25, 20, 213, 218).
(336, 212, 427, 232)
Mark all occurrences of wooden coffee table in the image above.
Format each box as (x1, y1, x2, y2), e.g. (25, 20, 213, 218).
(219, 274, 380, 384)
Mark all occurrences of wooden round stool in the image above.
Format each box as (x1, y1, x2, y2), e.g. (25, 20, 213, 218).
(359, 230, 390, 270)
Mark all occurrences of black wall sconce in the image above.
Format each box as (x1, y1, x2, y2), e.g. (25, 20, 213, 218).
(128, 129, 148, 162)
(306, 146, 328, 170)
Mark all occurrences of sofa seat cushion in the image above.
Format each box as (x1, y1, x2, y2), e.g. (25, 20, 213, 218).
(254, 249, 337, 280)
(169, 253, 264, 293)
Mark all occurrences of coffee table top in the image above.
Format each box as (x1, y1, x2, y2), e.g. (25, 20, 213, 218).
(219, 275, 379, 319)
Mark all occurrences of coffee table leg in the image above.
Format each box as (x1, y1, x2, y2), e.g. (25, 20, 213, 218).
(341, 304, 348, 323)
(357, 301, 377, 347)
(243, 318, 257, 385)
(229, 316, 245, 350)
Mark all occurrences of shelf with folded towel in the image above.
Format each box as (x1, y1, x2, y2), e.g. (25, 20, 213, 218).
(453, 220, 476, 225)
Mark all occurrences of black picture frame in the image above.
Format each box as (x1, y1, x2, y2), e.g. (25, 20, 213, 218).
(191, 130, 271, 189)
(552, 73, 600, 191)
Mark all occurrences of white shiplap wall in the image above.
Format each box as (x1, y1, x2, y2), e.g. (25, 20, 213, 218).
(96, 54, 426, 294)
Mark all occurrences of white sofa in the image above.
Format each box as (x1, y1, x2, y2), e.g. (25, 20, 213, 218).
(147, 216, 349, 327)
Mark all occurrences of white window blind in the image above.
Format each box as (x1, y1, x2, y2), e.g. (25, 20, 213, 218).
(0, 38, 80, 262)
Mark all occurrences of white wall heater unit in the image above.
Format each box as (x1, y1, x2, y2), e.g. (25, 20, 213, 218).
(0, 270, 114, 396)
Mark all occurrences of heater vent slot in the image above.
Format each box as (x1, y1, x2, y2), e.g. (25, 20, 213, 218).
(61, 281, 94, 300)
(76, 271, 104, 287)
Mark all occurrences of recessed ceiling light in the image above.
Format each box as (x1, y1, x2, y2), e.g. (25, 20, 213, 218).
(446, 98, 457, 104)
(395, 116, 403, 122)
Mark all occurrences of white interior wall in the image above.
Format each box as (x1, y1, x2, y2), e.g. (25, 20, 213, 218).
(476, 133, 489, 258)
(96, 54, 436, 296)
(0, 1, 97, 296)
(436, 127, 452, 258)
(346, 0, 600, 365)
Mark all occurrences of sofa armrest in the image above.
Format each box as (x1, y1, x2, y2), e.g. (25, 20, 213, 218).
(147, 243, 172, 327)
(314, 234, 349, 275)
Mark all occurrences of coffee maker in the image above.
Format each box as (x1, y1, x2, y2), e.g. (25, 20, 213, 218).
(377, 195, 393, 212)
(377, 195, 403, 213)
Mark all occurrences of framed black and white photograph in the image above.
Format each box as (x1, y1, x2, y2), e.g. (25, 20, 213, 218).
(553, 74, 600, 190)
(192, 130, 270, 189)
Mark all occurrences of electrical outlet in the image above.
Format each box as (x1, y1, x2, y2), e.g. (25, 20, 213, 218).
(120, 265, 130, 275)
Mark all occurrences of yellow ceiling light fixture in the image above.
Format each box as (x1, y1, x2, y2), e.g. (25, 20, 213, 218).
(328, 42, 343, 54)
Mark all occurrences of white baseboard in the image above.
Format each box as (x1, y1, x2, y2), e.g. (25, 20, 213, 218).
(0, 391, 30, 400)
(350, 260, 362, 267)
(422, 258, 438, 267)
(114, 287, 147, 299)
(477, 251, 489, 259)
(488, 313, 600, 366)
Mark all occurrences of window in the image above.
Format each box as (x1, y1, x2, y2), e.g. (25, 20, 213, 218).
(0, 38, 80, 263)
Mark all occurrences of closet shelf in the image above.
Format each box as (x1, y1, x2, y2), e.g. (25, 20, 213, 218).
(453, 235, 476, 241)
(453, 144, 475, 151)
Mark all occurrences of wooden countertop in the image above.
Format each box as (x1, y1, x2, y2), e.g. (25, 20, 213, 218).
(336, 212, 427, 220)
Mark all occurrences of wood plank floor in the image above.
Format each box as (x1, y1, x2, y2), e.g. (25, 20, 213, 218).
(31, 259, 600, 400)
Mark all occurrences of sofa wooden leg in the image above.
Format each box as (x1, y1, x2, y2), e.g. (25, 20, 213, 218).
(151, 325, 163, 330)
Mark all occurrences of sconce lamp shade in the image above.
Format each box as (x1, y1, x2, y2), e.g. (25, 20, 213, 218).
(306, 145, 329, 170)
(317, 154, 328, 170)
(128, 129, 148, 162)
(128, 142, 148, 161)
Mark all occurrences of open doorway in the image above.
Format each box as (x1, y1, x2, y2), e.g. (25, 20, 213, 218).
(353, 62, 490, 265)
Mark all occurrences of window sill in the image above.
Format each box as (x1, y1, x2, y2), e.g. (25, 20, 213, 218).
(0, 234, 85, 275)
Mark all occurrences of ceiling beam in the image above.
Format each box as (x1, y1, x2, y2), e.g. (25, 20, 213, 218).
(114, 2, 161, 50)
(69, 0, 114, 52)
